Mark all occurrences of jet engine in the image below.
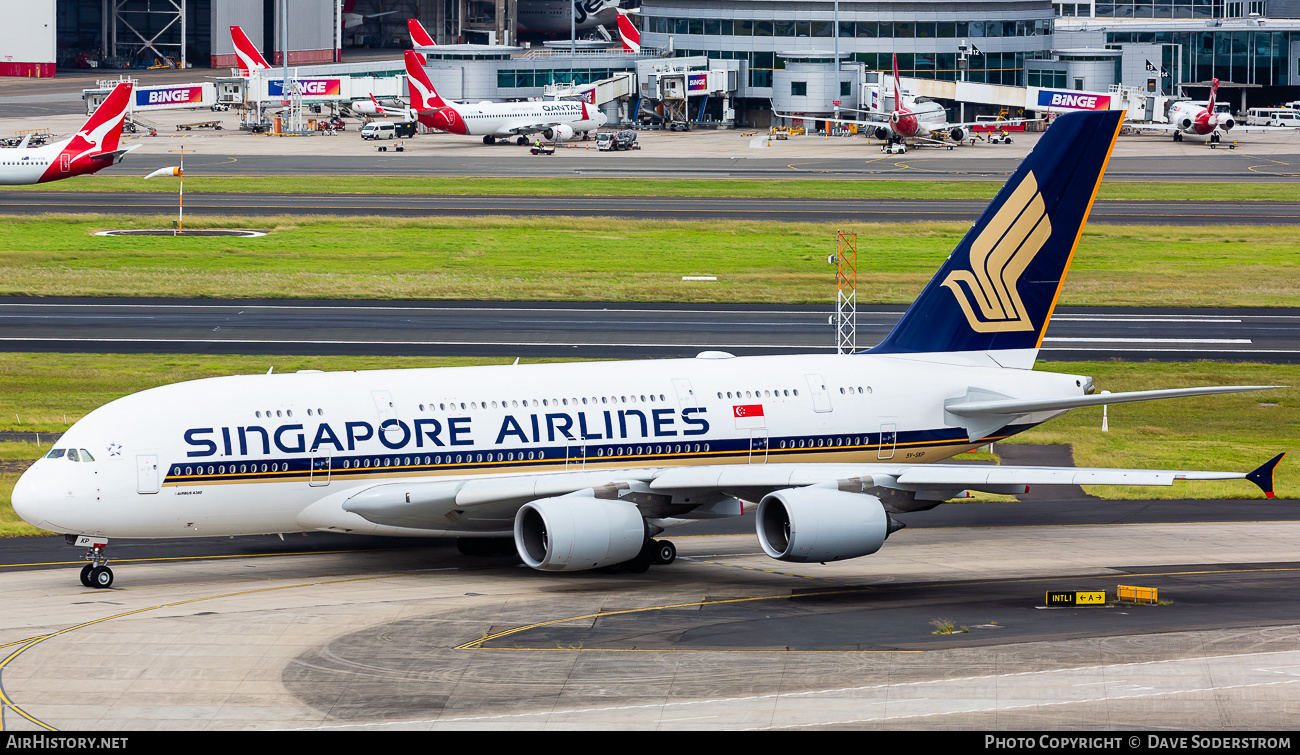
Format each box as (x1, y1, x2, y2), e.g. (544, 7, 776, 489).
(1219, 116, 1236, 131)
(949, 126, 966, 142)
(756, 487, 903, 563)
(872, 126, 891, 140)
(543, 124, 575, 142)
(514, 494, 646, 571)
(1179, 116, 1193, 129)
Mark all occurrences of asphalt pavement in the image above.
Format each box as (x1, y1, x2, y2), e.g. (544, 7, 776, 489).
(6, 189, 1300, 224)
(1, 298, 1295, 362)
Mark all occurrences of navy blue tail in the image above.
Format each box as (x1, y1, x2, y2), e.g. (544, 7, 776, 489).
(868, 109, 1123, 362)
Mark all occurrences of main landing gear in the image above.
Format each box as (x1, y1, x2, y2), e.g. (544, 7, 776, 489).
(69, 534, 113, 588)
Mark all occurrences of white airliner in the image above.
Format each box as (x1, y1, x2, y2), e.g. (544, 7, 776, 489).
(519, 0, 621, 34)
(0, 82, 136, 186)
(1133, 78, 1296, 143)
(403, 50, 606, 144)
(12, 110, 1285, 589)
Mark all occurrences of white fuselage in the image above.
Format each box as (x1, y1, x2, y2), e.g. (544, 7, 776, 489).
(13, 354, 1084, 540)
(438, 99, 605, 137)
(518, 0, 618, 33)
(0, 142, 63, 185)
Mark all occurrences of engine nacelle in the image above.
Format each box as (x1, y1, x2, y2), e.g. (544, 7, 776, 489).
(543, 124, 575, 142)
(757, 488, 897, 563)
(514, 493, 645, 571)
(1219, 116, 1235, 131)
(1179, 117, 1193, 129)
(949, 126, 966, 142)
(872, 126, 891, 140)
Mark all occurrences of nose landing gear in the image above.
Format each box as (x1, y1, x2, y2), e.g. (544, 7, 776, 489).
(69, 534, 113, 588)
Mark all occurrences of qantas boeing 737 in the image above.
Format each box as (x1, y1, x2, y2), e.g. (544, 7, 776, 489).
(0, 82, 136, 186)
(403, 50, 606, 143)
(11, 110, 1285, 589)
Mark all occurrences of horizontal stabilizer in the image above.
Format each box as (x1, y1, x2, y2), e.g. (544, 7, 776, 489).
(946, 385, 1284, 418)
(90, 144, 141, 163)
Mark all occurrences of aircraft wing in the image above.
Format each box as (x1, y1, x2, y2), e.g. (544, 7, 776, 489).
(504, 121, 564, 135)
(339, 453, 1285, 531)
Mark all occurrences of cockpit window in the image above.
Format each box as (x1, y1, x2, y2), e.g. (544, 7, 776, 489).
(45, 448, 65, 459)
(67, 449, 80, 462)
(79, 449, 95, 462)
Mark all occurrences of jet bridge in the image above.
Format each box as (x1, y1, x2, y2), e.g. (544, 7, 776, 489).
(634, 59, 739, 129)
(544, 72, 635, 125)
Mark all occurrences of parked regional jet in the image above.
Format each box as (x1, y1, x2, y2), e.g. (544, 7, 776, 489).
(11, 110, 1285, 589)
(1134, 78, 1296, 143)
(781, 53, 1037, 150)
(0, 82, 136, 186)
(403, 50, 606, 143)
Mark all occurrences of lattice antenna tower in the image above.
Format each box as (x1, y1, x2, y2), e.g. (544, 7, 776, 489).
(835, 230, 857, 354)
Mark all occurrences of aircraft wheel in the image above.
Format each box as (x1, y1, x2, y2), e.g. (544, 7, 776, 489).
(947, 145, 953, 150)
(516, 136, 527, 146)
(79, 564, 94, 587)
(483, 135, 495, 145)
(89, 566, 114, 589)
(652, 540, 677, 565)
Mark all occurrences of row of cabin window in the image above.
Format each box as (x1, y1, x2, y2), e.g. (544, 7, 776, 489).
(595, 443, 709, 457)
(175, 462, 287, 476)
(44, 448, 95, 462)
(716, 386, 872, 400)
(421, 394, 670, 412)
(254, 408, 325, 419)
(777, 437, 864, 449)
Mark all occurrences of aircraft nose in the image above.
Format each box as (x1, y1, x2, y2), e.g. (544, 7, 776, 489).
(10, 462, 52, 529)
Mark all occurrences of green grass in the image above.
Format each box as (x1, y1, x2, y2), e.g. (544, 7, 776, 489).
(8, 175, 1300, 202)
(0, 354, 1294, 537)
(0, 215, 1296, 306)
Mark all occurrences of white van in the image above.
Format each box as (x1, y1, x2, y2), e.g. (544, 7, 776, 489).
(1268, 111, 1300, 128)
(361, 122, 395, 140)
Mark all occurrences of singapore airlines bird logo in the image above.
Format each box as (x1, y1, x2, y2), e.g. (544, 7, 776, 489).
(941, 171, 1051, 333)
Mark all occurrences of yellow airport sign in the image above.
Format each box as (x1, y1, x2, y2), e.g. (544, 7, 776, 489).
(1045, 590, 1107, 606)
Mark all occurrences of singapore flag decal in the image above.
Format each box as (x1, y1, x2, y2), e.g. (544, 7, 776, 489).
(733, 404, 766, 430)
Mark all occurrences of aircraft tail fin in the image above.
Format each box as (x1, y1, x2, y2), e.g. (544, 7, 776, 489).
(403, 49, 446, 111)
(867, 109, 1125, 367)
(76, 81, 133, 154)
(892, 52, 902, 111)
(1207, 77, 1219, 113)
(616, 10, 641, 52)
(230, 25, 271, 76)
(408, 18, 436, 47)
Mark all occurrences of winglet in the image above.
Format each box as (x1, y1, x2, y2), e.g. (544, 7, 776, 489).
(1246, 452, 1286, 499)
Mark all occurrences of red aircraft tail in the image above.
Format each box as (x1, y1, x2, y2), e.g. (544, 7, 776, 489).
(230, 25, 271, 77)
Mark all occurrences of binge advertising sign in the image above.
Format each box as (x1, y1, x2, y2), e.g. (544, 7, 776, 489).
(136, 86, 204, 107)
(687, 73, 708, 93)
(1036, 90, 1112, 110)
(268, 79, 343, 97)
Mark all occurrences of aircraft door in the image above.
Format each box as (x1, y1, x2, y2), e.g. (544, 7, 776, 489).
(672, 378, 696, 409)
(136, 455, 159, 494)
(805, 374, 833, 413)
(567, 444, 585, 471)
(372, 390, 397, 421)
(749, 431, 769, 463)
(60, 153, 70, 173)
(878, 421, 898, 460)
(309, 456, 331, 486)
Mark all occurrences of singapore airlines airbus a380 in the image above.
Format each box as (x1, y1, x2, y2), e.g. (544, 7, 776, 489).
(12, 110, 1285, 589)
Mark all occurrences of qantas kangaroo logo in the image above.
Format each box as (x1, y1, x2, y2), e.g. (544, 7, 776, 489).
(940, 172, 1050, 333)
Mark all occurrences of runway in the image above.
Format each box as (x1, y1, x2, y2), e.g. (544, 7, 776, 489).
(90, 151, 1300, 182)
(2, 298, 1296, 362)
(7, 189, 1300, 224)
